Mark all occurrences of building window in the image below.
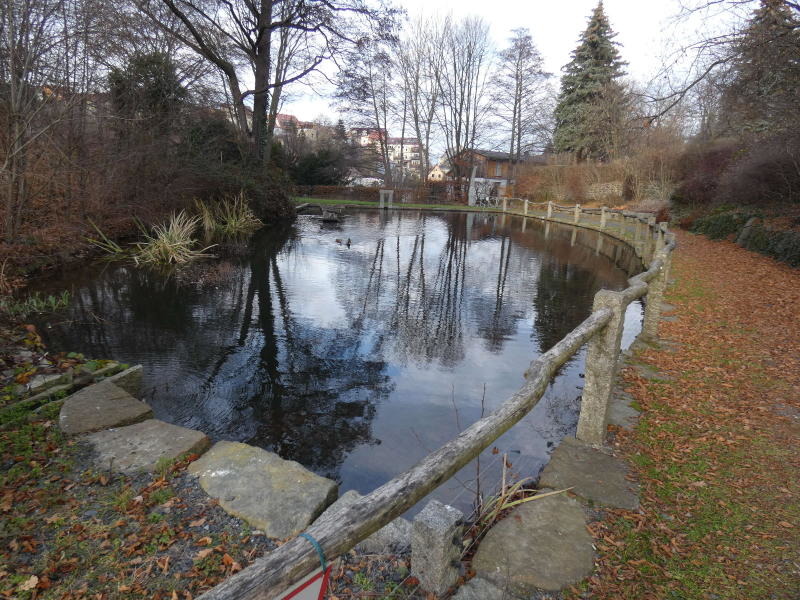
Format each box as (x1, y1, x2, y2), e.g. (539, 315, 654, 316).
(495, 163, 502, 177)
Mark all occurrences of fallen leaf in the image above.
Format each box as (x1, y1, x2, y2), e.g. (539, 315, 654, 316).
(19, 575, 38, 591)
(189, 518, 206, 527)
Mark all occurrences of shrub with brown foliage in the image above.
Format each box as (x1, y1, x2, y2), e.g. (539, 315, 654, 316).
(671, 139, 740, 207)
(716, 135, 800, 206)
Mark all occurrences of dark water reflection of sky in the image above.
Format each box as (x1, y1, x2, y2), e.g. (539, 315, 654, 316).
(36, 210, 642, 514)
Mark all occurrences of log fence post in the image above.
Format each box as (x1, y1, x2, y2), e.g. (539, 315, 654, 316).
(574, 204, 581, 224)
(523, 199, 529, 216)
(600, 206, 607, 230)
(502, 198, 508, 212)
(547, 201, 553, 220)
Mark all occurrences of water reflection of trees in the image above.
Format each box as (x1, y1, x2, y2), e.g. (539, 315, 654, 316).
(335, 212, 534, 367)
(39, 211, 640, 485)
(41, 225, 392, 482)
(239, 228, 391, 480)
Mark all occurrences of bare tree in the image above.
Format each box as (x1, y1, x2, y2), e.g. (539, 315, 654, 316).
(433, 15, 493, 186)
(136, 0, 399, 162)
(491, 27, 550, 188)
(335, 41, 395, 185)
(0, 0, 73, 242)
(395, 15, 439, 182)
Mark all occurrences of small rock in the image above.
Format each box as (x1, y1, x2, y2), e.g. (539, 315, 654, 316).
(451, 577, 509, 600)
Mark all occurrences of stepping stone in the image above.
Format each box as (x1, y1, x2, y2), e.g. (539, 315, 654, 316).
(539, 437, 639, 510)
(188, 441, 337, 539)
(607, 390, 639, 430)
(632, 364, 672, 382)
(472, 492, 593, 594)
(103, 365, 143, 396)
(59, 379, 153, 435)
(87, 419, 210, 474)
(316, 489, 412, 553)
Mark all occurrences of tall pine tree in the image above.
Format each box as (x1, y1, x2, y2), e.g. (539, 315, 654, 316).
(720, 0, 800, 135)
(553, 2, 627, 161)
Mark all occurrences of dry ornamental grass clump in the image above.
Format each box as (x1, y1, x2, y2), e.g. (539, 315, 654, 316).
(133, 211, 215, 266)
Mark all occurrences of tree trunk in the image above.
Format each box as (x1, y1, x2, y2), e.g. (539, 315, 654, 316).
(251, 1, 273, 163)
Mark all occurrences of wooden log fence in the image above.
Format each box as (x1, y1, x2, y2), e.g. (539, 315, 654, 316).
(200, 203, 675, 600)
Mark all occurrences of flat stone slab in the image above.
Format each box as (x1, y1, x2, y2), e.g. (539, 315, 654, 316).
(316, 490, 411, 553)
(539, 437, 639, 510)
(607, 390, 639, 430)
(472, 492, 594, 593)
(103, 365, 143, 396)
(59, 379, 153, 435)
(632, 363, 672, 382)
(189, 441, 337, 539)
(87, 419, 210, 474)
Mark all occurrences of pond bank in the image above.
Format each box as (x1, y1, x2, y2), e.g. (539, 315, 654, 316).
(575, 230, 800, 599)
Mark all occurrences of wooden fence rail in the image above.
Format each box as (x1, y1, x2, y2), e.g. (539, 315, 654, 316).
(199, 205, 676, 600)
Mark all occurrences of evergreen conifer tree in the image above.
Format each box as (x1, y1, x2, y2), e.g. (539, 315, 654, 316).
(553, 2, 627, 160)
(720, 0, 800, 135)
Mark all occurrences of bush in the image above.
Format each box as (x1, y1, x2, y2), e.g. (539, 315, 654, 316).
(716, 135, 800, 205)
(671, 139, 739, 207)
(690, 212, 755, 240)
(742, 225, 800, 267)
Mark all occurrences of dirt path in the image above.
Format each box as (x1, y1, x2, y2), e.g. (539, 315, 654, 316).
(577, 231, 800, 599)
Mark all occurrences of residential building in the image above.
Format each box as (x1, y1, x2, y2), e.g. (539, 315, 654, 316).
(387, 137, 421, 173)
(428, 163, 448, 182)
(350, 127, 387, 148)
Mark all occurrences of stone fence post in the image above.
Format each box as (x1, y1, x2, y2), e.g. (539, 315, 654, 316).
(576, 290, 629, 445)
(656, 222, 667, 253)
(547, 201, 553, 220)
(573, 204, 581, 224)
(642, 248, 672, 340)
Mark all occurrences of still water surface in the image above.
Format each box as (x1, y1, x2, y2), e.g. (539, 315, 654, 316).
(38, 210, 642, 513)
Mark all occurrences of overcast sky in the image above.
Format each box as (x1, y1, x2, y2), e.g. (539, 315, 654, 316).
(283, 0, 711, 122)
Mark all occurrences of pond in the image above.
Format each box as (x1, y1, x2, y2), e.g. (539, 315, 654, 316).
(36, 209, 643, 514)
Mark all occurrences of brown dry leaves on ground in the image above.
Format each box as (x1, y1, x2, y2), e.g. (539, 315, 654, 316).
(0, 424, 275, 599)
(578, 231, 800, 600)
